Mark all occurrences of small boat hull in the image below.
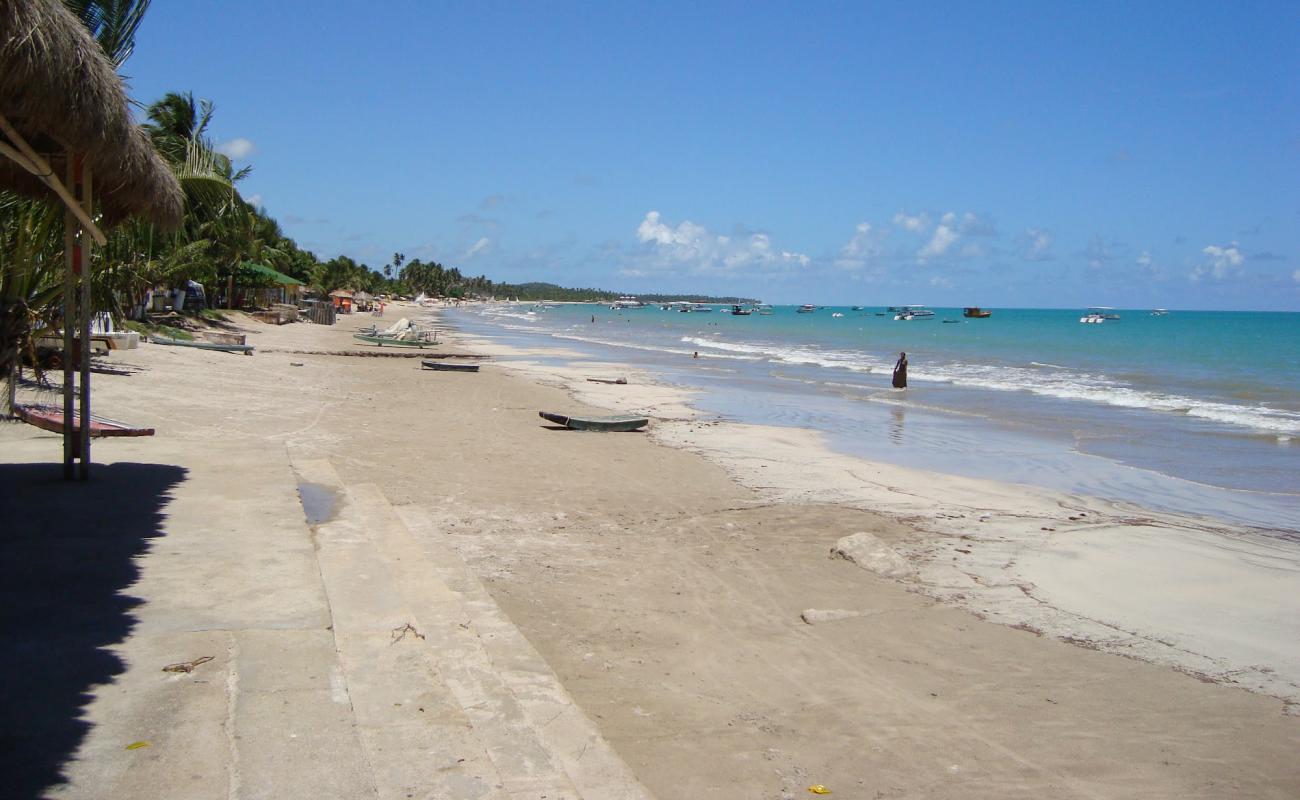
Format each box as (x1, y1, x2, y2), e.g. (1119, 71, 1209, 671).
(151, 335, 254, 353)
(421, 360, 479, 372)
(353, 334, 438, 348)
(538, 411, 649, 432)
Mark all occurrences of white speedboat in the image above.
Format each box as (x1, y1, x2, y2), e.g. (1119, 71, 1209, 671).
(893, 305, 935, 321)
(1080, 307, 1120, 323)
(611, 295, 647, 309)
(796, 304, 816, 313)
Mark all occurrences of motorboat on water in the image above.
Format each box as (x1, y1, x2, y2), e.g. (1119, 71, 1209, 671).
(1151, 308, 1169, 316)
(962, 307, 992, 318)
(1080, 307, 1121, 323)
(730, 304, 752, 316)
(893, 305, 935, 321)
(611, 295, 647, 309)
(756, 304, 775, 315)
(796, 304, 816, 313)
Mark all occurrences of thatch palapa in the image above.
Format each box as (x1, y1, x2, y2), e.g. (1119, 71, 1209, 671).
(0, 0, 181, 228)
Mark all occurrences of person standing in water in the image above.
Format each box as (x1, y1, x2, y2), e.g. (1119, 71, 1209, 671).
(892, 352, 908, 388)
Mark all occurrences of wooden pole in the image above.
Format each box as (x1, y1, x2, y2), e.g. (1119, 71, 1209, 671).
(62, 156, 76, 480)
(77, 162, 93, 479)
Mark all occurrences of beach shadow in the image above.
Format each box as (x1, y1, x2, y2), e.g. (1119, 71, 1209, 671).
(0, 461, 186, 799)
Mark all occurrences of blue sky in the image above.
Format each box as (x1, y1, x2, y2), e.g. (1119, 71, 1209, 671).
(127, 2, 1298, 309)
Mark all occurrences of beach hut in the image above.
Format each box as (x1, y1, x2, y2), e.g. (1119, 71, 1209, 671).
(239, 261, 305, 308)
(1, 0, 183, 479)
(329, 289, 355, 314)
(352, 290, 374, 312)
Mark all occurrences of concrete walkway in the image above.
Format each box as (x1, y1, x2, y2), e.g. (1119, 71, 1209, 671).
(1, 431, 651, 800)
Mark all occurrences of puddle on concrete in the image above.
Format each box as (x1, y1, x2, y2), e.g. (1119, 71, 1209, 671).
(297, 482, 340, 525)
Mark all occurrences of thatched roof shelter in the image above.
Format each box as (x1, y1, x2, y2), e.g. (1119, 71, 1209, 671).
(0, 0, 182, 229)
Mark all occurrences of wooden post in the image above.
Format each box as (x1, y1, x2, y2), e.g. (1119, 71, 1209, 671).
(77, 162, 93, 479)
(61, 154, 93, 479)
(62, 156, 76, 480)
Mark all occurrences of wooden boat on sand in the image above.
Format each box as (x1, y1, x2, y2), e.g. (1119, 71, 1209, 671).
(150, 335, 254, 353)
(538, 411, 649, 432)
(421, 360, 479, 372)
(353, 333, 438, 348)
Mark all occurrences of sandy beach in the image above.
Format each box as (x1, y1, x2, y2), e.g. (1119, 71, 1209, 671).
(3, 304, 1298, 799)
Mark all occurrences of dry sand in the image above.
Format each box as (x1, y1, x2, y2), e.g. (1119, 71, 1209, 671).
(3, 304, 1298, 799)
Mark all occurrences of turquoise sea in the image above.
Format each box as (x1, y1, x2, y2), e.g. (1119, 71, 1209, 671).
(449, 304, 1300, 533)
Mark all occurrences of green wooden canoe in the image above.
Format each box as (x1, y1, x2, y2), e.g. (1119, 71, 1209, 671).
(150, 335, 254, 353)
(352, 333, 438, 348)
(538, 411, 649, 432)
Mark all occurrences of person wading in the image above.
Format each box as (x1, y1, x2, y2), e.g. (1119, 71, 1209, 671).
(892, 351, 908, 388)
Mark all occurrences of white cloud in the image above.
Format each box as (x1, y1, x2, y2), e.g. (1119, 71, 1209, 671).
(891, 211, 930, 232)
(634, 211, 808, 275)
(918, 213, 959, 260)
(1018, 228, 1053, 261)
(1084, 234, 1113, 271)
(464, 237, 492, 259)
(956, 212, 997, 236)
(1190, 242, 1245, 282)
(216, 137, 256, 160)
(246, 193, 263, 209)
(834, 222, 882, 271)
(1293, 269, 1300, 284)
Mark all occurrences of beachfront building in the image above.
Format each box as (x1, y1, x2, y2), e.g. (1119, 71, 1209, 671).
(1, 0, 183, 478)
(239, 261, 305, 308)
(329, 289, 355, 314)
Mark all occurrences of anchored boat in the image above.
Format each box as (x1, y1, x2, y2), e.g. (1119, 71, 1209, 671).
(893, 305, 935, 321)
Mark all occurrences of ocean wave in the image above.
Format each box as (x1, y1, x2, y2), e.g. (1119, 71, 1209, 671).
(679, 335, 1300, 436)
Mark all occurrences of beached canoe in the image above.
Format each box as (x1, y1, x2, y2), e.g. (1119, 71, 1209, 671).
(14, 404, 154, 438)
(421, 360, 480, 372)
(150, 335, 254, 353)
(352, 333, 438, 348)
(538, 411, 649, 432)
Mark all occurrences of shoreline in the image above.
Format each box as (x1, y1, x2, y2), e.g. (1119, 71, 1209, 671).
(4, 303, 1298, 797)
(439, 306, 1300, 706)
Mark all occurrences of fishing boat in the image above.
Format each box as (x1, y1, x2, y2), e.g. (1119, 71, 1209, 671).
(611, 295, 647, 309)
(756, 304, 775, 315)
(538, 411, 650, 431)
(730, 304, 752, 316)
(796, 304, 816, 313)
(1151, 308, 1169, 316)
(851, 305, 864, 311)
(353, 333, 439, 347)
(150, 335, 254, 353)
(962, 307, 992, 318)
(893, 305, 935, 321)
(1080, 307, 1121, 324)
(421, 361, 480, 372)
(14, 404, 154, 439)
